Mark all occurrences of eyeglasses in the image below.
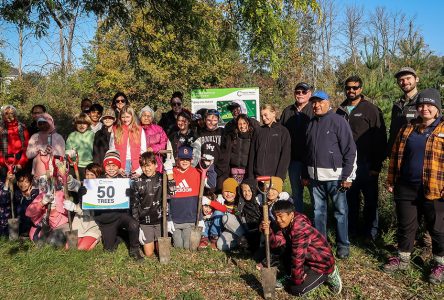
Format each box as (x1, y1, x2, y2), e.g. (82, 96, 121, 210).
(295, 90, 308, 95)
(115, 99, 126, 103)
(171, 102, 182, 107)
(345, 86, 361, 91)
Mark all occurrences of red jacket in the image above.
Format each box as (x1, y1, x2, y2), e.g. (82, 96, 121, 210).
(0, 119, 29, 169)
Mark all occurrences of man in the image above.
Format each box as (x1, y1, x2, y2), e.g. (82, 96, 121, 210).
(88, 103, 104, 133)
(336, 76, 387, 242)
(305, 91, 357, 259)
(81, 98, 92, 114)
(159, 93, 187, 136)
(223, 100, 259, 135)
(280, 82, 314, 212)
(387, 67, 419, 156)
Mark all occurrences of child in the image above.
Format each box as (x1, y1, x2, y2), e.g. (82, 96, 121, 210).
(94, 150, 143, 261)
(261, 200, 342, 296)
(93, 108, 116, 164)
(199, 191, 224, 250)
(65, 113, 95, 181)
(14, 170, 39, 237)
(0, 172, 15, 236)
(168, 145, 202, 249)
(63, 163, 102, 250)
(261, 176, 293, 218)
(131, 152, 163, 257)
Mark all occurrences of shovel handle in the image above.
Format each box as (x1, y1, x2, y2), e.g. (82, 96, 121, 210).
(162, 172, 168, 238)
(10, 182, 15, 219)
(263, 203, 271, 268)
(196, 166, 208, 226)
(256, 176, 271, 182)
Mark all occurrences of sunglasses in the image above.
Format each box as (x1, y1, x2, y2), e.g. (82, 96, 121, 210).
(295, 90, 308, 95)
(115, 99, 126, 103)
(345, 86, 361, 91)
(171, 102, 182, 107)
(206, 109, 220, 116)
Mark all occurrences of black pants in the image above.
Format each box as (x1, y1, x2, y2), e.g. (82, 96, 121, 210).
(394, 182, 444, 256)
(289, 267, 329, 296)
(98, 213, 139, 251)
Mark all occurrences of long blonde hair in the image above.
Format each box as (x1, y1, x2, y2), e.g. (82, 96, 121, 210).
(115, 105, 141, 144)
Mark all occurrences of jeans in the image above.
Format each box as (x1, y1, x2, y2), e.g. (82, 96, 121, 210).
(172, 222, 194, 249)
(217, 213, 247, 251)
(288, 160, 304, 213)
(309, 179, 350, 250)
(203, 210, 224, 238)
(346, 161, 379, 239)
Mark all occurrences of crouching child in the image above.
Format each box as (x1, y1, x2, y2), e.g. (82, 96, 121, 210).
(261, 201, 342, 296)
(199, 192, 223, 250)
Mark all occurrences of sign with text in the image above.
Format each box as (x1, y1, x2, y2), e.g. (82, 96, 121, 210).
(82, 178, 130, 210)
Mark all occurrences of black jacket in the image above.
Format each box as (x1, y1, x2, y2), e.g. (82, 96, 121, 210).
(131, 173, 163, 225)
(168, 129, 198, 159)
(387, 93, 418, 157)
(224, 117, 260, 136)
(246, 122, 291, 180)
(336, 97, 387, 172)
(93, 126, 112, 164)
(158, 110, 179, 137)
(280, 102, 314, 161)
(196, 127, 223, 160)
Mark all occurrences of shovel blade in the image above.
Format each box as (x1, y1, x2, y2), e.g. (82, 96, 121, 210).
(66, 230, 78, 250)
(189, 226, 202, 251)
(158, 237, 171, 264)
(261, 266, 277, 299)
(8, 218, 19, 241)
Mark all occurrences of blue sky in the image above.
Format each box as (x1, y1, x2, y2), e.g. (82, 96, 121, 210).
(1, 0, 443, 72)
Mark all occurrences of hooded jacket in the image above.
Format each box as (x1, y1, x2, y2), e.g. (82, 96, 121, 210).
(131, 173, 163, 225)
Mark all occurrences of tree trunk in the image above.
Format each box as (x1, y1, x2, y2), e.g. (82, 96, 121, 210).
(18, 23, 23, 80)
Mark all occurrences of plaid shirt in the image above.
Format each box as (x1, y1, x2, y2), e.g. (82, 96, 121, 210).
(269, 212, 335, 285)
(387, 117, 444, 200)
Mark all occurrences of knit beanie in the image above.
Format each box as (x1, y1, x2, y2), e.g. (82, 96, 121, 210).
(222, 178, 238, 195)
(415, 88, 442, 111)
(265, 176, 283, 194)
(103, 150, 121, 169)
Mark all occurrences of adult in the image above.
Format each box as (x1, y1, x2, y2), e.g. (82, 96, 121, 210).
(336, 76, 387, 241)
(28, 104, 46, 137)
(111, 92, 130, 117)
(159, 94, 186, 137)
(223, 100, 259, 136)
(0, 105, 29, 179)
(109, 105, 146, 177)
(247, 104, 291, 181)
(93, 108, 116, 165)
(81, 98, 92, 113)
(388, 67, 419, 156)
(139, 105, 168, 172)
(26, 113, 65, 178)
(384, 88, 444, 285)
(218, 114, 254, 187)
(280, 82, 314, 212)
(89, 103, 104, 133)
(166, 111, 198, 164)
(305, 91, 357, 259)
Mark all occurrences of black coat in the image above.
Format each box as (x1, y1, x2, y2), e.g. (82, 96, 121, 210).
(158, 110, 179, 137)
(131, 173, 163, 225)
(93, 126, 112, 164)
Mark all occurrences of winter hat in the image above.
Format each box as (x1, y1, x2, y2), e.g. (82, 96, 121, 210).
(265, 176, 283, 194)
(177, 145, 193, 160)
(222, 178, 238, 195)
(415, 88, 442, 111)
(103, 150, 121, 168)
(138, 105, 155, 119)
(100, 108, 116, 121)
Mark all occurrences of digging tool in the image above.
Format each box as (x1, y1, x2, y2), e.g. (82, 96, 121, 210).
(157, 150, 172, 264)
(5, 154, 19, 241)
(67, 150, 80, 181)
(189, 159, 211, 251)
(257, 176, 277, 300)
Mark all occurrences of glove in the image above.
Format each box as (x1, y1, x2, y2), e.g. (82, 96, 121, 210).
(139, 228, 146, 245)
(67, 175, 81, 192)
(216, 194, 225, 205)
(202, 196, 211, 206)
(167, 221, 175, 234)
(167, 179, 176, 196)
(63, 200, 76, 212)
(41, 193, 54, 206)
(78, 186, 87, 197)
(201, 154, 214, 168)
(198, 220, 205, 232)
(65, 149, 76, 158)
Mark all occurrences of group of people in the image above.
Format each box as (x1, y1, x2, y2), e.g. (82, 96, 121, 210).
(0, 66, 443, 296)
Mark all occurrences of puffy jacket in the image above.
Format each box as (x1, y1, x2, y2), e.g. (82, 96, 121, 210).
(0, 119, 29, 171)
(247, 122, 291, 180)
(336, 97, 387, 172)
(131, 173, 163, 225)
(305, 110, 357, 182)
(141, 124, 168, 172)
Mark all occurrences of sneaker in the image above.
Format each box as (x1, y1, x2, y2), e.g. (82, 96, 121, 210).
(129, 248, 144, 262)
(336, 248, 349, 259)
(327, 266, 342, 294)
(429, 264, 444, 285)
(198, 237, 209, 250)
(383, 256, 409, 273)
(238, 236, 249, 250)
(209, 236, 218, 251)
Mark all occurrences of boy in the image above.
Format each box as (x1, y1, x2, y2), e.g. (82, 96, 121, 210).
(199, 192, 224, 250)
(131, 152, 163, 257)
(168, 145, 201, 249)
(261, 201, 342, 296)
(94, 150, 142, 261)
(14, 170, 39, 236)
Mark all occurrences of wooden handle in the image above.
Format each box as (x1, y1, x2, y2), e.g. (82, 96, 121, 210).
(262, 203, 269, 235)
(162, 172, 168, 238)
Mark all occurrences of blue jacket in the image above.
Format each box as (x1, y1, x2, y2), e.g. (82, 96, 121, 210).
(305, 109, 357, 181)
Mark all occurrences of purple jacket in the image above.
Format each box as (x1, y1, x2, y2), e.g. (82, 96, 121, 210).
(141, 124, 168, 172)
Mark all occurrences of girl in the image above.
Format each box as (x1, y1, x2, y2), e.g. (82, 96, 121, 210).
(93, 108, 116, 164)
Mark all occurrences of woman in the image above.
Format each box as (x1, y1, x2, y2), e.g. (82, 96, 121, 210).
(385, 88, 444, 285)
(0, 105, 29, 177)
(218, 114, 254, 187)
(139, 106, 168, 172)
(109, 106, 146, 177)
(166, 111, 198, 165)
(26, 113, 65, 178)
(247, 104, 291, 181)
(111, 91, 130, 117)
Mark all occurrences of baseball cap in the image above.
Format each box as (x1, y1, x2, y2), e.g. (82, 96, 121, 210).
(309, 90, 329, 101)
(294, 82, 312, 91)
(394, 67, 417, 78)
(177, 146, 193, 160)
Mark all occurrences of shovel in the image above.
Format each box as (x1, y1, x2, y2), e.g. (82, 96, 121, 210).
(5, 155, 19, 241)
(189, 160, 211, 251)
(157, 150, 172, 264)
(257, 176, 277, 300)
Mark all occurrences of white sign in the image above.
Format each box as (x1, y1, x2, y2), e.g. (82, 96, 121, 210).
(82, 178, 131, 210)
